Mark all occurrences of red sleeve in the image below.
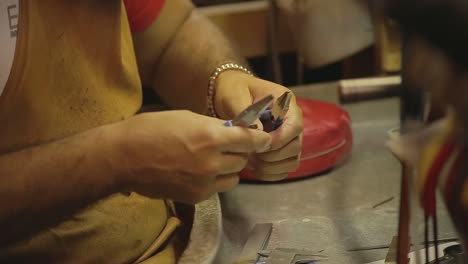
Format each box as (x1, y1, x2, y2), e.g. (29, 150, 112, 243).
(124, 0, 166, 33)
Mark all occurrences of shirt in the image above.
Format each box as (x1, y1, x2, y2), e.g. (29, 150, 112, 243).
(0, 1, 182, 263)
(0, 0, 165, 97)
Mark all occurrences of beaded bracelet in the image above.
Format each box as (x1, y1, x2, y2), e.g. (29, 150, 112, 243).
(207, 62, 253, 118)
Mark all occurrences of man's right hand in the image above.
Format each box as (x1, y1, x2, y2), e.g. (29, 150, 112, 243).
(110, 110, 272, 204)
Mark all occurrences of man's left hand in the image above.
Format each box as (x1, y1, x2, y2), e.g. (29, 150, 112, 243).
(214, 71, 304, 181)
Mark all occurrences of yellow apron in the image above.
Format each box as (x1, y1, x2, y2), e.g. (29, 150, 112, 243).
(0, 1, 180, 263)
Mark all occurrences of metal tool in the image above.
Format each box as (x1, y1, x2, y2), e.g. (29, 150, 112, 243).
(260, 92, 292, 132)
(428, 244, 465, 264)
(224, 95, 274, 128)
(235, 223, 273, 264)
(258, 248, 327, 264)
(347, 237, 460, 252)
(235, 223, 326, 264)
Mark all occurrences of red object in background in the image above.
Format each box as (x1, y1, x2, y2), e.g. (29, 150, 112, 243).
(240, 98, 353, 180)
(124, 0, 165, 33)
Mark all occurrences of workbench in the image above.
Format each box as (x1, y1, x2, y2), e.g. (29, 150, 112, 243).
(213, 82, 458, 264)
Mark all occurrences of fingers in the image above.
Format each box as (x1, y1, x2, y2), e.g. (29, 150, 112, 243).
(174, 172, 240, 204)
(249, 155, 300, 176)
(217, 153, 249, 174)
(184, 174, 239, 204)
(256, 135, 302, 162)
(207, 75, 304, 182)
(268, 105, 303, 151)
(219, 126, 272, 153)
(248, 134, 302, 181)
(215, 173, 240, 193)
(255, 173, 289, 182)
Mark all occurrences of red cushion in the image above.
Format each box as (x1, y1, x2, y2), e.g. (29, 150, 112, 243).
(240, 98, 352, 180)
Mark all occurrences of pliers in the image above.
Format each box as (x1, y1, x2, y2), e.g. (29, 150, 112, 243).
(224, 95, 274, 128)
(224, 92, 292, 131)
(260, 92, 293, 132)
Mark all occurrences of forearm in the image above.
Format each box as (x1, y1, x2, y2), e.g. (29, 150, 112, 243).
(151, 10, 247, 114)
(0, 125, 120, 245)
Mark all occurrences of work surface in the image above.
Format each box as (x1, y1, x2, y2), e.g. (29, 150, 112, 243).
(214, 82, 457, 264)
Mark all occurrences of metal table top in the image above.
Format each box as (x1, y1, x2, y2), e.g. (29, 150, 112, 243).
(214, 82, 457, 264)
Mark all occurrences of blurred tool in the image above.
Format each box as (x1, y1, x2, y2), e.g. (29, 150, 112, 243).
(385, 1, 468, 262)
(386, 4, 468, 263)
(260, 92, 292, 132)
(224, 95, 274, 127)
(396, 59, 427, 264)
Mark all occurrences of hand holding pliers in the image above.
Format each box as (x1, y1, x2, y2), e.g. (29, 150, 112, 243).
(224, 92, 292, 132)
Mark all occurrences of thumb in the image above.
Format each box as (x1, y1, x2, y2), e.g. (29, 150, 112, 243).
(215, 92, 265, 131)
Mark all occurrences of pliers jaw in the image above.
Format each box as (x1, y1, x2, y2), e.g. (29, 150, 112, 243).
(272, 91, 292, 121)
(260, 92, 293, 132)
(223, 91, 292, 131)
(225, 95, 274, 127)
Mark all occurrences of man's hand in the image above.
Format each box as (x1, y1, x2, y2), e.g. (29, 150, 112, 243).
(214, 71, 304, 181)
(112, 110, 271, 204)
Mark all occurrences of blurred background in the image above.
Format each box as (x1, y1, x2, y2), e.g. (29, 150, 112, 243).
(192, 0, 401, 86)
